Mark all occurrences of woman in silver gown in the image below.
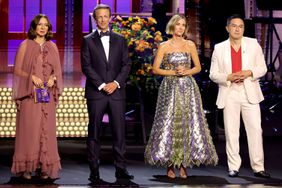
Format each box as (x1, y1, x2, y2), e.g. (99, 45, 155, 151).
(144, 15, 218, 179)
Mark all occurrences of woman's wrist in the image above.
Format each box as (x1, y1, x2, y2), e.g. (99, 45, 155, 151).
(52, 75, 57, 81)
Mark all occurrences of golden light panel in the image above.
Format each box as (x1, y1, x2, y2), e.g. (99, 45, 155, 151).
(0, 87, 88, 138)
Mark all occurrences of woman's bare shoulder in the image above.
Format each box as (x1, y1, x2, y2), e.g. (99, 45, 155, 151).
(158, 41, 170, 52)
(185, 39, 196, 47)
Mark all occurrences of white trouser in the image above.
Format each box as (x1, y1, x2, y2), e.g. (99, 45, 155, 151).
(223, 84, 264, 172)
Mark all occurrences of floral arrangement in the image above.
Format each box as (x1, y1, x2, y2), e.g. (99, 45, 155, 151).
(111, 15, 164, 93)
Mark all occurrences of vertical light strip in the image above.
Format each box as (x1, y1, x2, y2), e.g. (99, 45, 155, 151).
(24, 0, 26, 32)
(64, 0, 74, 73)
(179, 0, 185, 14)
(39, 0, 42, 13)
(114, 0, 117, 13)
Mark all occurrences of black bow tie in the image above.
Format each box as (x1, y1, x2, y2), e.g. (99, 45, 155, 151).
(100, 31, 110, 38)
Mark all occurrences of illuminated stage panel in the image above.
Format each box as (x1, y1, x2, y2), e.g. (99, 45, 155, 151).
(0, 87, 88, 138)
(8, 0, 24, 32)
(117, 2, 131, 13)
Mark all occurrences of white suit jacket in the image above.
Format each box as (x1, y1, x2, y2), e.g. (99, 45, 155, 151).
(209, 37, 267, 109)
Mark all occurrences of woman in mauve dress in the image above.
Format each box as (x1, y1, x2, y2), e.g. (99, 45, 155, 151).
(11, 14, 62, 180)
(144, 15, 218, 179)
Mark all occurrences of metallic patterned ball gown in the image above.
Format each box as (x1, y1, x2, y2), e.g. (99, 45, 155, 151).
(145, 52, 218, 168)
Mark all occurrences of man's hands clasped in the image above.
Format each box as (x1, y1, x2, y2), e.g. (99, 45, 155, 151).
(227, 70, 253, 83)
(103, 82, 118, 94)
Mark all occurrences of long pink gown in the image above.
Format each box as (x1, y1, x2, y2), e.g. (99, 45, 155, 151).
(11, 39, 63, 179)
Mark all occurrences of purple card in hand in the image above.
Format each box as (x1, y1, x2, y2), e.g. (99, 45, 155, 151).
(34, 83, 50, 103)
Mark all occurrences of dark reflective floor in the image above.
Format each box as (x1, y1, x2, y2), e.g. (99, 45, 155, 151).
(0, 138, 282, 188)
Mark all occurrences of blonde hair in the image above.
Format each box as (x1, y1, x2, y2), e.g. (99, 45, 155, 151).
(165, 15, 188, 36)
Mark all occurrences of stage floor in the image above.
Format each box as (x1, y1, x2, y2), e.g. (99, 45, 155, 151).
(1, 73, 282, 187)
(0, 138, 282, 188)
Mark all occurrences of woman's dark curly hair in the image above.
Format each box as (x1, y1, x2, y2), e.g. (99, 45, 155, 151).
(27, 14, 53, 41)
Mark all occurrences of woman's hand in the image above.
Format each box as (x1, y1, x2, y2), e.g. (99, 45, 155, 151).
(176, 65, 188, 76)
(47, 75, 56, 88)
(32, 75, 43, 88)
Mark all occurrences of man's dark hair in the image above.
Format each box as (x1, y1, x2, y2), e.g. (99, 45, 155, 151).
(226, 14, 245, 26)
(92, 4, 111, 20)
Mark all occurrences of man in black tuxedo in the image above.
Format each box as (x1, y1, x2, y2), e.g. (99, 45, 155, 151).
(80, 4, 133, 182)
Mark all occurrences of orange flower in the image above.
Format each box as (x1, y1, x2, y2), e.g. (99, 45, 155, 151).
(131, 22, 142, 32)
(135, 45, 145, 52)
(121, 30, 127, 35)
(155, 31, 162, 36)
(154, 35, 163, 42)
(120, 30, 130, 39)
(138, 40, 150, 49)
(135, 40, 150, 52)
(136, 69, 145, 75)
(141, 19, 147, 25)
(148, 17, 157, 25)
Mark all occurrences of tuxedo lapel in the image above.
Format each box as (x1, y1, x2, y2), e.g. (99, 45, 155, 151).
(91, 31, 108, 63)
(108, 32, 115, 65)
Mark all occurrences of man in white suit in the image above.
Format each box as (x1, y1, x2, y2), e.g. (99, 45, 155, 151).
(209, 14, 270, 178)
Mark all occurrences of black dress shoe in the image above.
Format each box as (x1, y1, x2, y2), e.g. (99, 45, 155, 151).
(228, 170, 239, 177)
(115, 168, 134, 180)
(89, 168, 100, 182)
(254, 171, 270, 178)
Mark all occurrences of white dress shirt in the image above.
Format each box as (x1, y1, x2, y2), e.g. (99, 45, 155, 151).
(97, 29, 120, 91)
(98, 29, 110, 61)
